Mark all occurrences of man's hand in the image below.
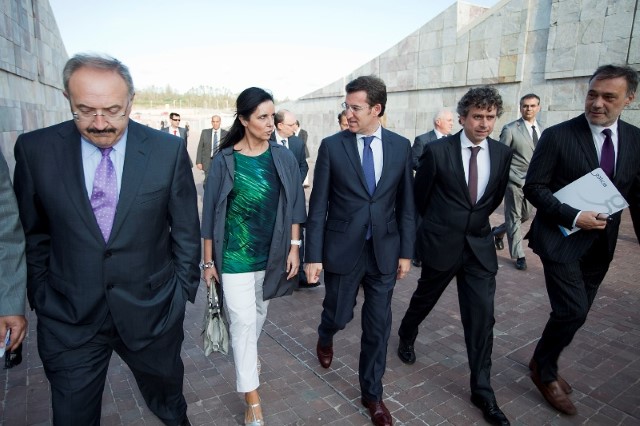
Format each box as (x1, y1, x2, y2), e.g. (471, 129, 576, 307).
(397, 258, 411, 280)
(305, 263, 323, 284)
(576, 211, 608, 230)
(196, 164, 203, 171)
(0, 315, 27, 351)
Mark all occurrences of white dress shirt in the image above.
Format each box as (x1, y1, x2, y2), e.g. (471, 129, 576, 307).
(460, 131, 490, 202)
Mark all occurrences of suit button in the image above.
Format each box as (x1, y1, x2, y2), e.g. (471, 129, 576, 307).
(104, 251, 112, 258)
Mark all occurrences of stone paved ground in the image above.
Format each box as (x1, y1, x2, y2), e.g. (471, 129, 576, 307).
(2, 169, 639, 425)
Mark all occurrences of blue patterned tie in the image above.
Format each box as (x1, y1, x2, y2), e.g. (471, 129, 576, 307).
(362, 136, 376, 239)
(91, 147, 117, 242)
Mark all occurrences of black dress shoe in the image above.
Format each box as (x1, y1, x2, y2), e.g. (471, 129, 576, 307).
(411, 259, 422, 267)
(515, 257, 527, 270)
(397, 338, 416, 364)
(492, 227, 505, 250)
(470, 394, 510, 426)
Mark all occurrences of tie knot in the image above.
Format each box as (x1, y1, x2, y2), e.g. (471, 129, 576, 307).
(281, 139, 286, 146)
(469, 146, 481, 156)
(363, 136, 374, 146)
(531, 125, 536, 130)
(99, 147, 113, 157)
(602, 128, 612, 138)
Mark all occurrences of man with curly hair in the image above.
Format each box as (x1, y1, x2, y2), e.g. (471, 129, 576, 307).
(397, 86, 513, 426)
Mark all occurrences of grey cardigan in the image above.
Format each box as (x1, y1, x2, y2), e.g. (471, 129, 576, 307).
(201, 140, 307, 300)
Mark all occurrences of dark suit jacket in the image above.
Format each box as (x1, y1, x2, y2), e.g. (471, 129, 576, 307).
(524, 114, 640, 263)
(305, 128, 415, 275)
(415, 132, 512, 272)
(270, 132, 309, 182)
(411, 129, 439, 170)
(13, 120, 201, 351)
(499, 118, 544, 187)
(196, 128, 229, 172)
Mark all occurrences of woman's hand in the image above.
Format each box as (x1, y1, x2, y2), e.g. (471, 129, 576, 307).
(286, 246, 300, 280)
(203, 264, 220, 287)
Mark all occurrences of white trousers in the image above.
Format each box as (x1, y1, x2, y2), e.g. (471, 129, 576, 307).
(221, 271, 269, 393)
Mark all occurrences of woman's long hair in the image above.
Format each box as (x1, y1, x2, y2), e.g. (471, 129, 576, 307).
(216, 87, 274, 152)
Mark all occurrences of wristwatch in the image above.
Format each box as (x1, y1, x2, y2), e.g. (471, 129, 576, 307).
(199, 260, 215, 270)
(290, 239, 302, 246)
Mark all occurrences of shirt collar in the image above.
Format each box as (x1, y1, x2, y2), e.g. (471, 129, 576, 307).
(588, 118, 619, 138)
(460, 130, 488, 150)
(356, 124, 382, 141)
(274, 130, 287, 143)
(81, 128, 128, 157)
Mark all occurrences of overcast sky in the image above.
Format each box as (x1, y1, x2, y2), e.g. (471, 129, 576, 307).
(49, 0, 498, 99)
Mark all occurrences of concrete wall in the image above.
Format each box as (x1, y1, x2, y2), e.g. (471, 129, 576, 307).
(0, 0, 68, 172)
(284, 0, 640, 161)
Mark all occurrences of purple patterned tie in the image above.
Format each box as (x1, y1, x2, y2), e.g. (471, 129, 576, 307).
(91, 147, 117, 242)
(362, 136, 376, 239)
(468, 146, 481, 205)
(600, 129, 615, 179)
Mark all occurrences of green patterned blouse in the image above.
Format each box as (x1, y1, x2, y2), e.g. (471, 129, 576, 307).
(222, 148, 279, 273)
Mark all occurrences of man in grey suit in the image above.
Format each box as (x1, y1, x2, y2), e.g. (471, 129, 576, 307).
(196, 115, 228, 187)
(492, 94, 543, 270)
(0, 150, 27, 366)
(524, 65, 640, 416)
(398, 87, 512, 426)
(411, 108, 454, 171)
(305, 76, 415, 426)
(13, 54, 199, 425)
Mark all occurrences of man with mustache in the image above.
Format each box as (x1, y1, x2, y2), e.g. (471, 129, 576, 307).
(13, 54, 200, 425)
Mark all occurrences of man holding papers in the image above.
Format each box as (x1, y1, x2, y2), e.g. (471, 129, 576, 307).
(523, 65, 640, 416)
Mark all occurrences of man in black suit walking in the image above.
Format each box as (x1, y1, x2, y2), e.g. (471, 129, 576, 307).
(398, 86, 513, 426)
(524, 64, 640, 416)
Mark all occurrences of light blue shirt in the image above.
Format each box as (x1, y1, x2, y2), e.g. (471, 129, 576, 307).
(81, 129, 128, 199)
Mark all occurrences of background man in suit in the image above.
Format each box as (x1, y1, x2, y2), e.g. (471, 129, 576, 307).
(411, 108, 454, 171)
(270, 109, 315, 289)
(0, 150, 27, 368)
(164, 112, 187, 141)
(523, 65, 640, 416)
(410, 108, 455, 267)
(492, 94, 543, 270)
(196, 114, 228, 187)
(13, 54, 200, 426)
(163, 112, 191, 166)
(398, 87, 512, 426)
(305, 75, 415, 426)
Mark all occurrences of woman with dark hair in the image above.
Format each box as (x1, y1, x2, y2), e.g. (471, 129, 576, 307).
(201, 87, 306, 425)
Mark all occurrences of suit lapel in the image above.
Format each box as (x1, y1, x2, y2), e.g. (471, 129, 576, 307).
(376, 128, 395, 192)
(614, 120, 632, 185)
(516, 118, 535, 151)
(576, 114, 599, 170)
(480, 138, 503, 205)
(109, 121, 151, 244)
(342, 132, 370, 194)
(55, 123, 105, 242)
(447, 133, 472, 205)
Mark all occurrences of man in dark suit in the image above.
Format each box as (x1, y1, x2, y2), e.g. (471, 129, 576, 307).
(0, 150, 27, 367)
(13, 54, 200, 426)
(270, 109, 314, 289)
(305, 75, 415, 426)
(410, 108, 454, 267)
(163, 112, 191, 166)
(294, 119, 310, 157)
(411, 108, 454, 171)
(398, 87, 513, 426)
(523, 65, 640, 416)
(491, 94, 544, 270)
(196, 114, 228, 187)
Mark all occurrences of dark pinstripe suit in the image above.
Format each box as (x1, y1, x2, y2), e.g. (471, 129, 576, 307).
(523, 113, 640, 383)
